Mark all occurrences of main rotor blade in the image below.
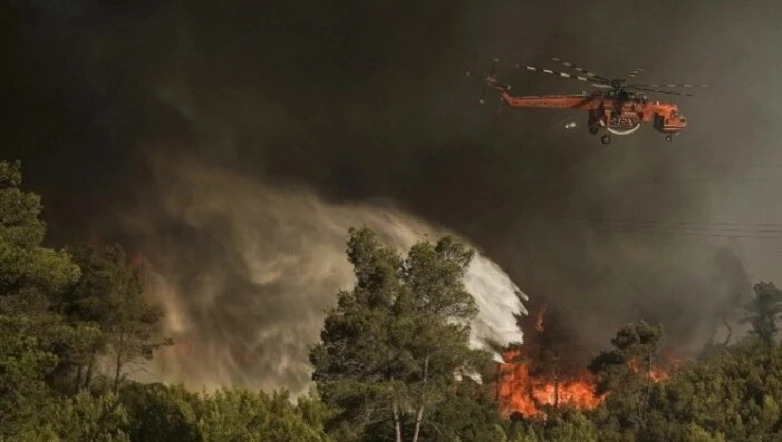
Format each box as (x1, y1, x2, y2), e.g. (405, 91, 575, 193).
(519, 64, 608, 86)
(549, 57, 612, 82)
(624, 67, 644, 80)
(627, 86, 696, 97)
(465, 58, 502, 105)
(629, 83, 711, 89)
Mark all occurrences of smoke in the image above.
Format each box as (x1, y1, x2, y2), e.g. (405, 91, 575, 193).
(123, 152, 526, 395)
(4, 0, 779, 379)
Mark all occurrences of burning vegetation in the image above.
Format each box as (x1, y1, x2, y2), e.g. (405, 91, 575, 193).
(6, 157, 782, 441)
(497, 348, 603, 417)
(495, 304, 677, 419)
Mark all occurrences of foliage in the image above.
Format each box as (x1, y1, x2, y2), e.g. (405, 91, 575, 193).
(509, 408, 599, 442)
(118, 382, 200, 442)
(62, 243, 173, 392)
(0, 315, 59, 439)
(416, 382, 510, 442)
(742, 281, 782, 347)
(115, 383, 334, 442)
(7, 158, 782, 441)
(587, 321, 665, 439)
(49, 391, 131, 442)
(310, 226, 493, 442)
(194, 389, 332, 442)
(0, 160, 80, 297)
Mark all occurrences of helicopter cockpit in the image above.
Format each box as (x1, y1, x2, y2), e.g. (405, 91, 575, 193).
(669, 109, 686, 125)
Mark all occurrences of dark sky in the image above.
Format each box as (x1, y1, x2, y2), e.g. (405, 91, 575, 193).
(4, 0, 782, 356)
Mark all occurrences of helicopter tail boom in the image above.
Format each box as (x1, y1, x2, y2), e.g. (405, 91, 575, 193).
(502, 95, 596, 109)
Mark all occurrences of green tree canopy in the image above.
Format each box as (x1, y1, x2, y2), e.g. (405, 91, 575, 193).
(0, 160, 80, 301)
(0, 160, 85, 439)
(741, 281, 782, 347)
(587, 321, 665, 440)
(310, 227, 493, 442)
(10, 156, 782, 441)
(62, 243, 172, 392)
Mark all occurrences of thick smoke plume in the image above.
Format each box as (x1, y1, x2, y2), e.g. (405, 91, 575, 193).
(5, 0, 780, 386)
(124, 153, 526, 395)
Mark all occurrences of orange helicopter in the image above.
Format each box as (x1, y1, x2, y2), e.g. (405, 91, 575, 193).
(467, 57, 710, 145)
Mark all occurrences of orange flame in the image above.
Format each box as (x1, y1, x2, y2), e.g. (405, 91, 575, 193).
(649, 369, 669, 382)
(498, 305, 602, 416)
(497, 348, 603, 417)
(496, 305, 676, 418)
(627, 359, 670, 382)
(535, 304, 547, 332)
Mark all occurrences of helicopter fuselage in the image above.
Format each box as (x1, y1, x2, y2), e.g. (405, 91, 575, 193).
(498, 90, 686, 137)
(471, 57, 706, 144)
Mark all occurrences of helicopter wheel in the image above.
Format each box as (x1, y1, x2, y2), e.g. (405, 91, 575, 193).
(665, 134, 673, 142)
(588, 125, 599, 135)
(600, 134, 611, 145)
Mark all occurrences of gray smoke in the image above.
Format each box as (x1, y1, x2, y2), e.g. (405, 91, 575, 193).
(123, 153, 526, 395)
(5, 0, 779, 378)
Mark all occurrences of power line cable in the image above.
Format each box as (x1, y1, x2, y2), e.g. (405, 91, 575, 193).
(523, 217, 782, 240)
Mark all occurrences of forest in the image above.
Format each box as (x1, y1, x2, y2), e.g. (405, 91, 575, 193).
(2, 156, 782, 442)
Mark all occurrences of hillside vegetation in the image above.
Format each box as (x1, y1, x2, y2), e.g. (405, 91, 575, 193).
(1, 159, 780, 441)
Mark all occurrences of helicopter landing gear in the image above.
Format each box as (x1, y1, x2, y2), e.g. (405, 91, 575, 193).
(588, 125, 599, 135)
(600, 134, 611, 145)
(664, 134, 673, 142)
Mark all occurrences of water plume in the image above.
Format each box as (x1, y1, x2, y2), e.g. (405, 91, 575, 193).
(124, 152, 527, 396)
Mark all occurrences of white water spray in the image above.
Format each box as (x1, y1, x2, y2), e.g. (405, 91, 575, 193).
(125, 153, 527, 396)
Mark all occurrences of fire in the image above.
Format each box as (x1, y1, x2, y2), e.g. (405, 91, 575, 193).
(496, 305, 677, 418)
(649, 369, 669, 382)
(628, 359, 670, 382)
(497, 348, 602, 417)
(497, 305, 603, 417)
(535, 304, 546, 332)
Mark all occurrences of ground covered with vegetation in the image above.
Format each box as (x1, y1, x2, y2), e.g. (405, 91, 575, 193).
(2, 158, 781, 441)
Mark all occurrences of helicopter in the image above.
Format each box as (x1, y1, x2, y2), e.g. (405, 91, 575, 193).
(466, 57, 710, 145)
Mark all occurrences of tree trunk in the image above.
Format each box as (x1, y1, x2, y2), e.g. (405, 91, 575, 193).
(494, 363, 502, 403)
(553, 362, 561, 409)
(113, 350, 122, 394)
(389, 356, 402, 442)
(74, 364, 83, 392)
(392, 399, 402, 442)
(722, 313, 733, 346)
(412, 356, 429, 442)
(84, 360, 94, 390)
(635, 352, 654, 431)
(113, 331, 125, 394)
